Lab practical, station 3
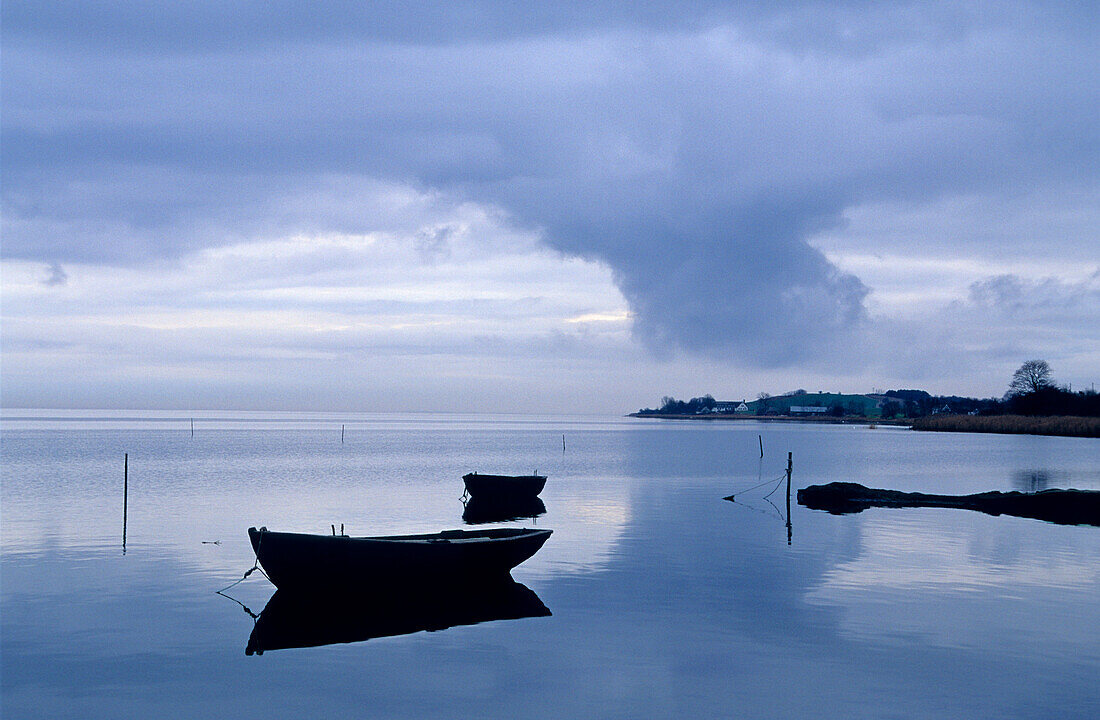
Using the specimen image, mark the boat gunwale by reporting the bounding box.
[462,472,547,481]
[250,527,551,544]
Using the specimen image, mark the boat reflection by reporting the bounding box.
[245,578,551,655]
[462,496,546,524]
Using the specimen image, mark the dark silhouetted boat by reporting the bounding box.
[248,526,552,591]
[462,495,546,524]
[462,472,547,499]
[245,579,550,654]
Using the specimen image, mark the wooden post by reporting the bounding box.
[341,424,345,444]
[190,418,194,438]
[562,434,566,453]
[785,451,793,545]
[759,435,763,458]
[123,453,128,551]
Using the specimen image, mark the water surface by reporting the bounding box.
[3,412,1098,718]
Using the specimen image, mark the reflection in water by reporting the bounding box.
[7,416,1100,717]
[722,470,792,544]
[1013,469,1053,492]
[244,578,551,654]
[804,517,1100,650]
[462,496,547,524]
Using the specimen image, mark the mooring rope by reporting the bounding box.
[215,589,260,620]
[762,495,786,522]
[761,475,786,500]
[728,472,787,499]
[215,561,265,594]
[726,479,788,522]
[214,530,269,594]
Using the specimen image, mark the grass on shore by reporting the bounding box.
[910,414,1100,438]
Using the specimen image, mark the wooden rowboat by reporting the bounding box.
[462,472,547,499]
[248,526,552,591]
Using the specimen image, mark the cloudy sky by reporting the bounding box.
[2,2,1098,413]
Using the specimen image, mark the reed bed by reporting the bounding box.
[910,414,1100,438]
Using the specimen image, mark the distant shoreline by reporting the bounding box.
[627,413,909,427]
[628,412,1099,438]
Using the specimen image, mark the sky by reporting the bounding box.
[2,1,1098,413]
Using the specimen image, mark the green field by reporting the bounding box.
[745,393,882,417]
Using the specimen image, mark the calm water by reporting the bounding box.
[3,411,1099,719]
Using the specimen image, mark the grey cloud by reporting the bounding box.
[968,272,1100,321]
[4,2,1093,52]
[861,271,1100,393]
[2,2,1097,367]
[414,225,457,264]
[0,2,873,51]
[1,1,713,50]
[41,262,68,286]
[812,187,1100,264]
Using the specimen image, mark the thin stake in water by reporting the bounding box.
[785,451,793,545]
[122,453,128,552]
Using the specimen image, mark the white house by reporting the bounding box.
[790,406,828,414]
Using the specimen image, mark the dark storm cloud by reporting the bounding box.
[2,2,1097,365]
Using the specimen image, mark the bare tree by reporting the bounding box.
[1008,360,1053,396]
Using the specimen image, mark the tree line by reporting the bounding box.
[637,360,1099,418]
[999,360,1099,416]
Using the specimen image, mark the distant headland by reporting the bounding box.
[630,361,1100,438]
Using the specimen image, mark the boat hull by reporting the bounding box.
[248,527,552,592]
[462,473,547,499]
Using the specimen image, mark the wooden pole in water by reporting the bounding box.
[341,424,345,444]
[190,418,194,438]
[759,435,763,458]
[562,434,566,453]
[785,451,793,545]
[123,453,128,551]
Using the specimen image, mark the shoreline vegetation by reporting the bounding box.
[909,414,1100,438]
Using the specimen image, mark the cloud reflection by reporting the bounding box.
[805,516,1100,650]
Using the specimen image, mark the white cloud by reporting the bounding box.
[2,3,1097,407]
[0,185,646,411]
